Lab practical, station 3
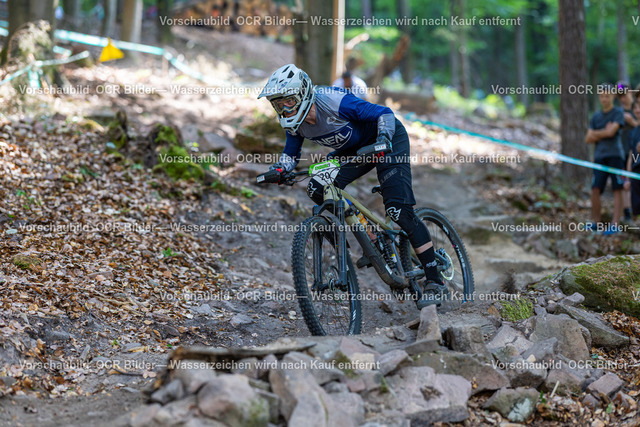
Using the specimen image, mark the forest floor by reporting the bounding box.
[0,26,638,426]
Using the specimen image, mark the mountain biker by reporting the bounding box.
[258,64,446,308]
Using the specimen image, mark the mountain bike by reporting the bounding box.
[257,143,474,336]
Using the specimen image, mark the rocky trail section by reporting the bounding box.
[111,276,640,427]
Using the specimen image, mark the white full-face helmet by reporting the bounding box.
[258,64,315,133]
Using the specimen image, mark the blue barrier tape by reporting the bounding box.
[403,112,640,180]
[0,51,91,86]
[1,24,213,84]
[54,29,212,84]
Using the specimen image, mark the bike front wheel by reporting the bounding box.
[291,216,361,336]
[400,208,474,308]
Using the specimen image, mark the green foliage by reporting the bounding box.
[151,126,205,181]
[211,179,257,199]
[240,187,256,198]
[380,376,390,393]
[16,189,41,210]
[343,27,402,71]
[500,298,534,322]
[333,351,357,378]
[341,0,640,110]
[433,85,525,118]
[79,166,99,178]
[162,247,176,258]
[153,144,205,181]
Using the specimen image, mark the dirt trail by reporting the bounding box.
[0,27,574,426]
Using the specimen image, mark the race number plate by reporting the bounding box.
[309,159,340,186]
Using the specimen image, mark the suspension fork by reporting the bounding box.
[336,199,349,286]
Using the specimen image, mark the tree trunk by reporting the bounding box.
[493,27,504,93]
[331,0,345,82]
[156,0,174,44]
[449,0,460,90]
[362,0,372,20]
[7,0,31,37]
[396,0,413,84]
[294,0,334,85]
[458,0,469,97]
[63,0,80,29]
[102,0,117,38]
[121,0,142,43]
[558,0,589,185]
[8,0,57,36]
[616,0,628,83]
[515,14,528,106]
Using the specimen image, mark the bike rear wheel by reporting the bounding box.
[291,216,361,335]
[400,208,474,308]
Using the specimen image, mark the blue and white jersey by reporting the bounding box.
[282,86,393,164]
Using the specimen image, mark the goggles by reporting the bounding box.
[270,94,301,116]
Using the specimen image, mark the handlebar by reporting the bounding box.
[255,141,391,186]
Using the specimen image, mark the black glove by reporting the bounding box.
[375,132,393,153]
[269,162,285,172]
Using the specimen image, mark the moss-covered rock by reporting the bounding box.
[106,110,129,151]
[149,124,205,181]
[555,255,640,317]
[153,144,205,181]
[3,20,53,69]
[499,298,534,322]
[13,254,42,270]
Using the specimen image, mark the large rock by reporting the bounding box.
[555,256,640,317]
[385,366,471,424]
[288,393,329,427]
[443,325,491,359]
[376,349,409,376]
[327,390,365,426]
[150,379,185,405]
[543,360,592,395]
[486,325,533,354]
[153,396,198,425]
[587,372,624,398]
[561,292,585,306]
[439,312,500,338]
[197,374,269,427]
[483,387,538,423]
[554,304,630,348]
[269,355,356,427]
[412,351,509,395]
[199,132,234,153]
[502,357,547,388]
[417,305,442,342]
[530,314,590,361]
[171,360,218,394]
[284,351,345,385]
[339,337,380,360]
[521,338,558,364]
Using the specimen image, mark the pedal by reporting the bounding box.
[356,255,372,269]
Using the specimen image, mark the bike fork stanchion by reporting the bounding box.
[313,232,323,291]
[336,199,349,287]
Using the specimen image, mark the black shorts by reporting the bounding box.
[632,166,640,216]
[592,157,625,193]
[332,119,416,206]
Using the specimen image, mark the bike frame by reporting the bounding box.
[311,181,424,292]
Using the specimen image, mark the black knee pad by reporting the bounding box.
[307,178,325,205]
[385,202,430,247]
